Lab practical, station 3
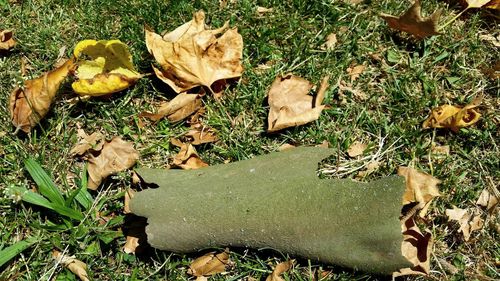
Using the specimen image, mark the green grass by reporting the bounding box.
[1,0,499,280]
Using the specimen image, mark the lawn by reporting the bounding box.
[1,0,499,280]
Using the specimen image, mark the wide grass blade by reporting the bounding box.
[25,158,65,206]
[0,237,38,268]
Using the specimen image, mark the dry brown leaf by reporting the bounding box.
[187,250,230,277]
[266,260,295,281]
[123,188,135,214]
[464,0,491,8]
[145,10,243,94]
[315,140,330,148]
[52,250,89,281]
[87,137,139,189]
[346,64,366,83]
[446,206,484,241]
[171,140,209,170]
[267,74,329,132]
[476,189,499,211]
[393,217,432,278]
[70,129,105,156]
[277,143,296,151]
[0,29,16,51]
[398,167,441,217]
[422,97,481,132]
[356,161,380,178]
[347,141,367,157]
[9,58,75,133]
[140,93,202,122]
[380,0,441,39]
[322,32,337,50]
[185,124,218,145]
[430,144,450,156]
[123,235,140,254]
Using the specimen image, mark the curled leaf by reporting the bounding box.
[476,188,499,211]
[398,166,441,217]
[188,250,230,277]
[145,10,243,94]
[72,39,141,96]
[9,58,75,132]
[0,29,16,51]
[52,250,89,281]
[266,260,294,281]
[140,92,201,122]
[267,74,329,132]
[380,0,441,39]
[171,139,209,170]
[422,98,481,132]
[87,137,139,189]
[185,123,218,145]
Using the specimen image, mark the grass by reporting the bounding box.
[1,0,498,280]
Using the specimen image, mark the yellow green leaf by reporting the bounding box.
[72,39,141,96]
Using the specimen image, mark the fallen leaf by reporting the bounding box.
[256,6,273,16]
[123,235,139,254]
[430,144,450,156]
[267,74,329,132]
[145,11,243,94]
[380,0,441,39]
[123,188,135,214]
[393,217,432,278]
[171,140,209,169]
[422,97,481,132]
[479,34,500,48]
[185,124,218,145]
[347,141,367,157]
[356,161,380,178]
[187,250,230,277]
[52,250,89,281]
[140,92,202,122]
[70,129,105,156]
[476,188,499,211]
[87,137,139,189]
[346,64,366,83]
[322,32,337,50]
[446,206,484,241]
[464,0,491,8]
[266,260,294,281]
[398,167,441,217]
[9,58,75,133]
[72,39,141,96]
[315,140,330,148]
[278,143,296,151]
[0,29,16,51]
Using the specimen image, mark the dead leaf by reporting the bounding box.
[446,206,484,241]
[87,137,139,189]
[346,64,366,83]
[52,250,90,281]
[140,93,202,122]
[123,235,140,254]
[479,34,500,47]
[356,161,380,178]
[476,188,499,211]
[187,250,230,277]
[70,129,105,156]
[171,140,209,169]
[185,124,218,145]
[145,11,243,94]
[267,74,329,132]
[430,144,450,156]
[347,141,367,157]
[72,39,142,96]
[278,143,296,151]
[322,32,337,50]
[124,188,135,214]
[315,140,330,148]
[393,217,432,278]
[398,167,441,217]
[422,97,481,132]
[464,0,491,8]
[380,0,441,39]
[0,29,16,52]
[266,260,294,281]
[9,58,75,133]
[256,6,273,16]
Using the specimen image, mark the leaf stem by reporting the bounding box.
[438,8,469,31]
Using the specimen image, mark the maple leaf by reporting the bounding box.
[267,74,329,132]
[9,58,75,133]
[380,0,442,39]
[0,29,16,52]
[72,39,142,96]
[145,10,243,94]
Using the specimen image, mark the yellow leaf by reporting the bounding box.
[265,260,294,281]
[0,29,16,51]
[52,250,90,281]
[422,98,481,132]
[145,10,243,94]
[72,39,141,96]
[446,206,484,241]
[267,74,329,132]
[380,0,441,39]
[465,0,491,8]
[187,250,230,277]
[9,58,75,133]
[398,167,441,217]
